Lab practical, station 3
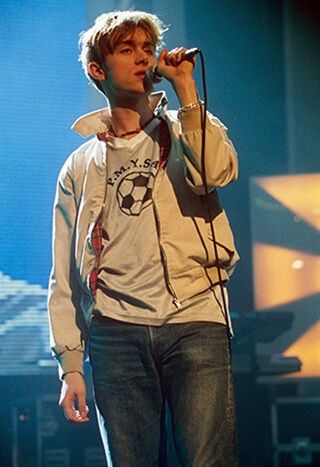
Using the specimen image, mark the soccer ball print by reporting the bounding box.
[117,171,154,216]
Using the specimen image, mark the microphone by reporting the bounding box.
[183,47,200,60]
[147,48,200,83]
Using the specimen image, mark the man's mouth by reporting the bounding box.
[135,70,148,79]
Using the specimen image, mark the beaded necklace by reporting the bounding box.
[108,114,156,139]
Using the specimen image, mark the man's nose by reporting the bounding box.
[135,49,149,64]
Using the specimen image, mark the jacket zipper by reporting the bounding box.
[153,171,182,309]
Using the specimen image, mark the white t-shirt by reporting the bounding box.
[94,117,227,326]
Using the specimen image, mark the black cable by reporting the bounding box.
[197,50,233,350]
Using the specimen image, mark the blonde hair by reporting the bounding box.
[79,10,167,93]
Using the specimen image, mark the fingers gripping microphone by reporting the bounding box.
[148,47,200,83]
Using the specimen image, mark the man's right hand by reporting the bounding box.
[59,372,89,423]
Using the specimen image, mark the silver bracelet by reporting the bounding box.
[178,100,203,117]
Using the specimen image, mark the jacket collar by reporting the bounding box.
[71,91,168,138]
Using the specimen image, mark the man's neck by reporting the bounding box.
[108,94,154,138]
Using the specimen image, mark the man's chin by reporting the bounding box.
[128,84,154,97]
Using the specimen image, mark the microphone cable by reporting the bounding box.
[197,49,233,354]
[151,49,234,354]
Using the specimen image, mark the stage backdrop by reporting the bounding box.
[0,1,88,374]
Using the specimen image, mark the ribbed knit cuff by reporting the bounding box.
[57,349,84,380]
[178,103,205,132]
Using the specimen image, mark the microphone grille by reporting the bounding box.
[148,65,163,83]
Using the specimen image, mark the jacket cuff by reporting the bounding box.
[56,349,84,380]
[178,104,204,132]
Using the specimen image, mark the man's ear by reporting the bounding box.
[88,62,107,81]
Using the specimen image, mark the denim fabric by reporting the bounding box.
[89,318,238,467]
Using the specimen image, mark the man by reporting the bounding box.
[48,10,239,467]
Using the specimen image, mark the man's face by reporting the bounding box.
[102,27,156,99]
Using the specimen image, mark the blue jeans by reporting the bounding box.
[89,318,237,467]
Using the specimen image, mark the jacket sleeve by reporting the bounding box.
[178,104,238,193]
[47,153,85,379]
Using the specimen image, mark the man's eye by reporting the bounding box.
[145,48,155,55]
[121,48,132,54]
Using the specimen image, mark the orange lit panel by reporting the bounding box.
[257,174,320,231]
[253,243,320,310]
[284,320,320,378]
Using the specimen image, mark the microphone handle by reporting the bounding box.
[148,48,200,83]
[183,47,200,60]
